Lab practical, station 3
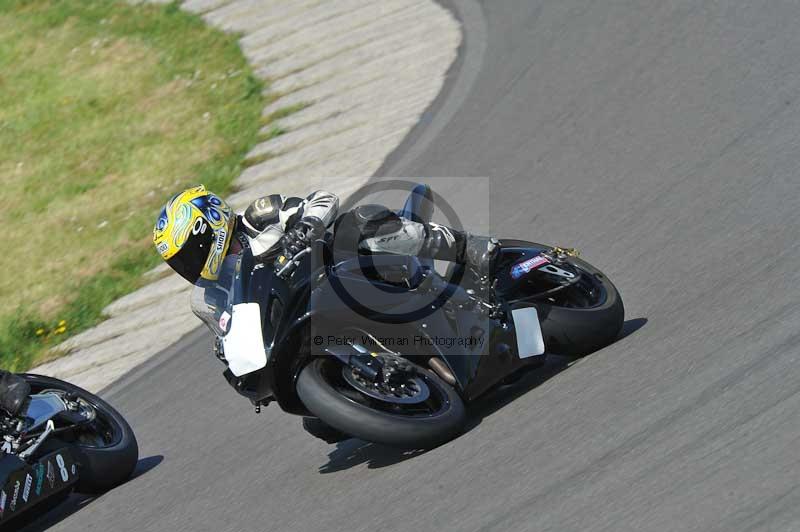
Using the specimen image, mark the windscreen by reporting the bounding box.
[190,253,241,336]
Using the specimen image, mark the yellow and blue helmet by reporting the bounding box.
[153,185,235,283]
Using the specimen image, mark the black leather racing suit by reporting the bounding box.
[237,190,496,276]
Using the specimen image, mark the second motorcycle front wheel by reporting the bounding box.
[296,358,466,449]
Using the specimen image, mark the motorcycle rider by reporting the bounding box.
[153,185,498,443]
[152,184,498,289]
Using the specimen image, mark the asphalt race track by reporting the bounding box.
[24,1,800,531]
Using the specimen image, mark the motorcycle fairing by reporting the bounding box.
[0,448,79,525]
[301,252,545,401]
[235,239,552,408]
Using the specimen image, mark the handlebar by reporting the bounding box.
[275,246,312,279]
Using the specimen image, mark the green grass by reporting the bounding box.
[264,102,311,123]
[261,124,287,141]
[0,0,265,370]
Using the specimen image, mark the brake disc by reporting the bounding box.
[341,355,430,405]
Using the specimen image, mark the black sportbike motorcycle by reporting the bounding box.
[0,372,137,527]
[194,184,623,449]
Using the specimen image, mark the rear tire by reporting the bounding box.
[21,374,139,493]
[297,358,465,449]
[500,240,625,356]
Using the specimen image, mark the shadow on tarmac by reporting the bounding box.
[318,318,647,473]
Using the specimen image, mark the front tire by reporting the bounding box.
[296,358,466,449]
[22,374,139,493]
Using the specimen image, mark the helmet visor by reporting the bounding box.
[166,228,215,284]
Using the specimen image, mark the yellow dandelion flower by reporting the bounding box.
[35,328,45,336]
[54,326,67,335]
[58,320,67,327]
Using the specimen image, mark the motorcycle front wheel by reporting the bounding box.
[296,358,465,449]
[21,374,139,493]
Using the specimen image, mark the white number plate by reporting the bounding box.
[511,307,546,359]
[222,303,268,376]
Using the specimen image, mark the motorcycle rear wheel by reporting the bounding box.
[501,239,625,356]
[297,358,465,449]
[21,374,139,493]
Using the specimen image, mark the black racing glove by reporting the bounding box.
[281,217,325,258]
[0,371,30,416]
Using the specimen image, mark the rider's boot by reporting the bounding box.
[423,224,499,281]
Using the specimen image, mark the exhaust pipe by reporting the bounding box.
[428,358,456,386]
